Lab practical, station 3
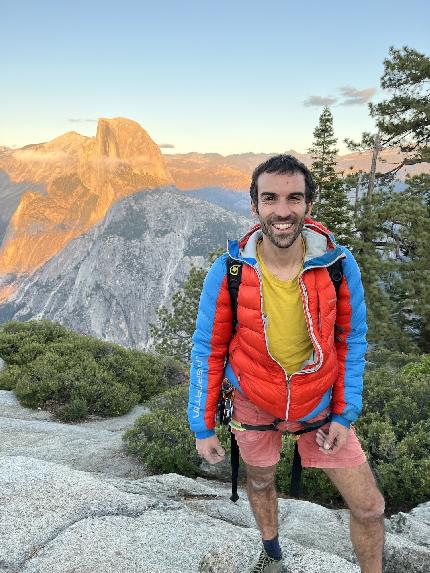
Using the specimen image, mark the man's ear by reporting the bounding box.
[251,199,260,219]
[305,202,312,216]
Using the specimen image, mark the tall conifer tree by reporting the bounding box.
[308,107,353,246]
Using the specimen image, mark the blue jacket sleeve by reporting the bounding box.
[188,254,233,439]
[331,247,368,428]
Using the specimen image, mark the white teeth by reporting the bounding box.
[273,223,292,230]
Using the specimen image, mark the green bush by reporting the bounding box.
[123,384,231,475]
[356,354,430,511]
[366,349,420,371]
[0,320,69,368]
[12,346,139,419]
[124,409,201,475]
[0,320,186,422]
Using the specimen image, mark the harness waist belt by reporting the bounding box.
[229,415,332,434]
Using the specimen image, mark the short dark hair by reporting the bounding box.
[250,154,316,206]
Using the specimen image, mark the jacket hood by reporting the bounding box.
[227,217,346,269]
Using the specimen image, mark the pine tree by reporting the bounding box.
[352,174,430,353]
[369,46,430,167]
[308,107,353,246]
[345,46,430,175]
[149,266,206,364]
[387,175,430,352]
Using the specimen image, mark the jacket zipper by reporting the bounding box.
[227,253,291,408]
[227,250,346,422]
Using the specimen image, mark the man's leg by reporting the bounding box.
[323,462,385,573]
[245,462,279,540]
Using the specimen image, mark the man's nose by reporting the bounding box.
[275,200,292,218]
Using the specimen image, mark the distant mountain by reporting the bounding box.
[0,190,252,348]
[186,188,251,215]
[164,149,430,190]
[0,118,173,286]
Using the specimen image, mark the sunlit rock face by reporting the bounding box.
[0,118,173,279]
[0,189,252,348]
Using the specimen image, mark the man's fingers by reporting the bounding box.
[197,445,225,464]
[196,436,225,464]
[208,445,225,463]
[315,429,326,447]
[318,435,347,455]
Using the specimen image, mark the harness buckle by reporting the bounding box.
[229,419,246,432]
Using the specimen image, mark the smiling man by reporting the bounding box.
[188,154,385,573]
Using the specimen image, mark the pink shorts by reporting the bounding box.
[231,391,367,468]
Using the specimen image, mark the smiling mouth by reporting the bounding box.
[272,222,293,231]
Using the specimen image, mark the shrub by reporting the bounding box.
[0,320,69,368]
[0,320,185,422]
[13,346,139,420]
[123,384,231,475]
[124,409,201,475]
[356,354,430,511]
[126,350,187,401]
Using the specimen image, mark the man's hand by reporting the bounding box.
[196,435,226,464]
[315,421,349,455]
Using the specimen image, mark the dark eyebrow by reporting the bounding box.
[289,192,305,198]
[260,191,305,198]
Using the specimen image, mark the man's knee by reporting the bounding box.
[351,490,385,523]
[245,463,277,492]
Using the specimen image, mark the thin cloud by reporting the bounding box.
[68,118,97,123]
[338,86,377,105]
[158,143,175,149]
[303,95,338,107]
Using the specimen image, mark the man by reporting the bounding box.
[188,155,385,573]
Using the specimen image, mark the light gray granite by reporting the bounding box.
[0,390,429,573]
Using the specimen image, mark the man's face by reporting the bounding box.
[252,171,311,249]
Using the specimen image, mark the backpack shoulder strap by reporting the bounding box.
[327,258,344,299]
[226,256,243,504]
[227,257,243,330]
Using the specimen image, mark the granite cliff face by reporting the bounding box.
[0,190,252,348]
[0,118,173,283]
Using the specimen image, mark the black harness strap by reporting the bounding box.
[328,258,343,298]
[238,418,284,431]
[226,257,243,502]
[227,257,242,330]
[230,433,240,502]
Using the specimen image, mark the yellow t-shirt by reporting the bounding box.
[256,240,313,376]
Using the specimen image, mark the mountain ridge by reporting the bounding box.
[0,118,173,281]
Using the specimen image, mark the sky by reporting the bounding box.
[2,0,430,155]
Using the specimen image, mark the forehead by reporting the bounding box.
[257,171,306,195]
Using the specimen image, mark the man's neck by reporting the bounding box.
[259,234,304,270]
